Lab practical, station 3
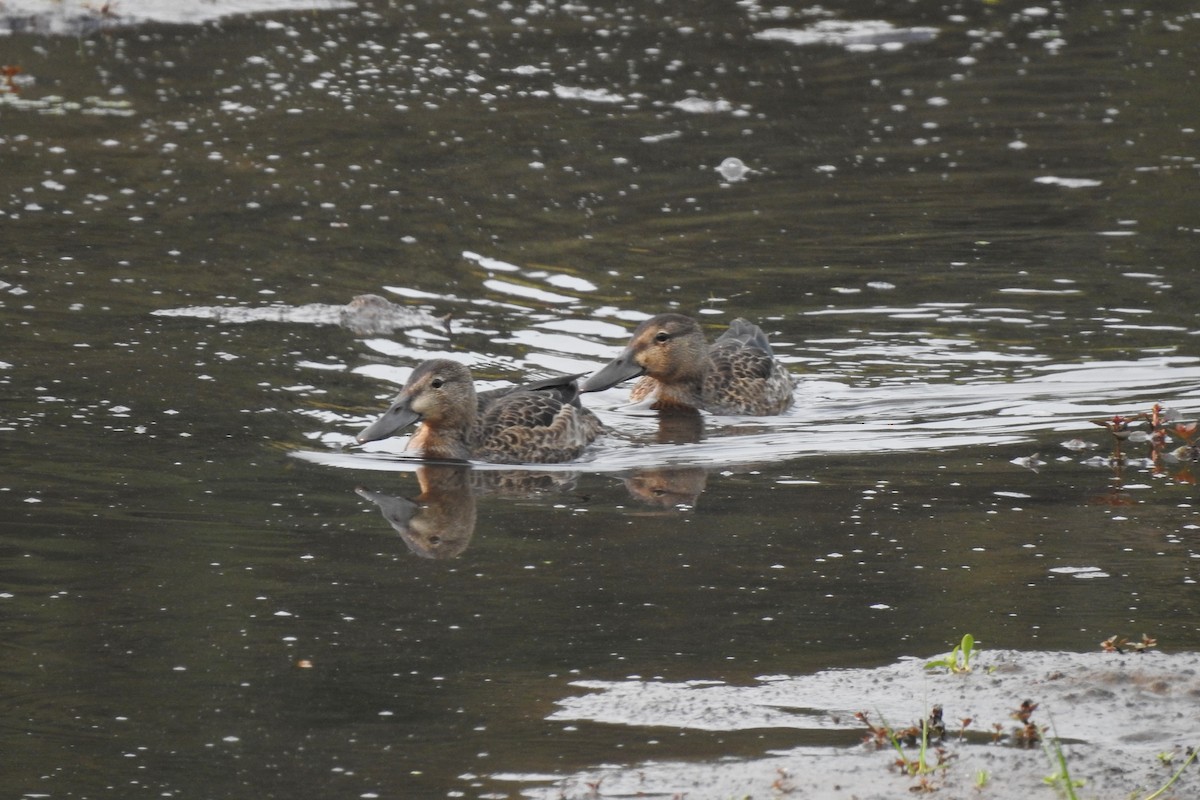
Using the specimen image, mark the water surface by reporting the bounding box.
[2,0,1199,797]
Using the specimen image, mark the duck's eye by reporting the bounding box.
[430,377,445,389]
[654,331,670,343]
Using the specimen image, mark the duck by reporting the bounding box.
[579,313,796,415]
[356,358,603,464]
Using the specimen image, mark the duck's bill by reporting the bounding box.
[578,352,645,393]
[357,398,421,443]
[355,487,420,530]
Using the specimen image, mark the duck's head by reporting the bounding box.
[357,359,476,443]
[580,313,707,392]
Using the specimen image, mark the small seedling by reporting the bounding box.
[771,767,796,795]
[1012,699,1044,747]
[958,716,973,741]
[854,710,892,749]
[913,717,933,778]
[925,633,978,674]
[857,707,966,795]
[1101,633,1157,654]
[1142,746,1198,800]
[1130,634,1158,653]
[1090,403,1200,481]
[1012,699,1038,724]
[1101,634,1129,653]
[1043,736,1084,800]
[857,710,935,779]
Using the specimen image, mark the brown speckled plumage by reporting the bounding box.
[580,314,796,415]
[356,465,476,559]
[357,359,602,464]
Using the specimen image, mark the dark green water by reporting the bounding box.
[2,1,1199,797]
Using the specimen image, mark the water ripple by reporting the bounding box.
[293,357,1200,474]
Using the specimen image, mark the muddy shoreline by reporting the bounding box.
[511,649,1200,798]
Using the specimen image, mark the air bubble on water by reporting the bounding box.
[715,157,748,182]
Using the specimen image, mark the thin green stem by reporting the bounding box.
[1143,746,1198,800]
[1042,720,1081,800]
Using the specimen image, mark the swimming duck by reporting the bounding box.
[356,359,603,464]
[579,314,796,415]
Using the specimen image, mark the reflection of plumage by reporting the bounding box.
[469,470,582,496]
[355,461,591,560]
[356,465,475,559]
[581,314,796,415]
[623,466,708,509]
[357,359,602,464]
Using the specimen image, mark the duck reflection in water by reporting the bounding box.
[617,406,709,509]
[652,407,705,444]
[623,466,708,510]
[355,463,589,559]
[356,464,476,559]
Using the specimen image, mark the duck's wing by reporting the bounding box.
[714,317,774,355]
[521,373,588,406]
[475,382,603,464]
[477,373,587,410]
[706,323,796,415]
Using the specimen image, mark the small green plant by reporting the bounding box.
[974,769,990,789]
[1142,746,1198,800]
[881,713,925,776]
[1042,723,1083,800]
[856,708,949,794]
[926,634,978,674]
[914,717,933,777]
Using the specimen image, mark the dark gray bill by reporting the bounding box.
[578,351,645,393]
[356,397,421,443]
